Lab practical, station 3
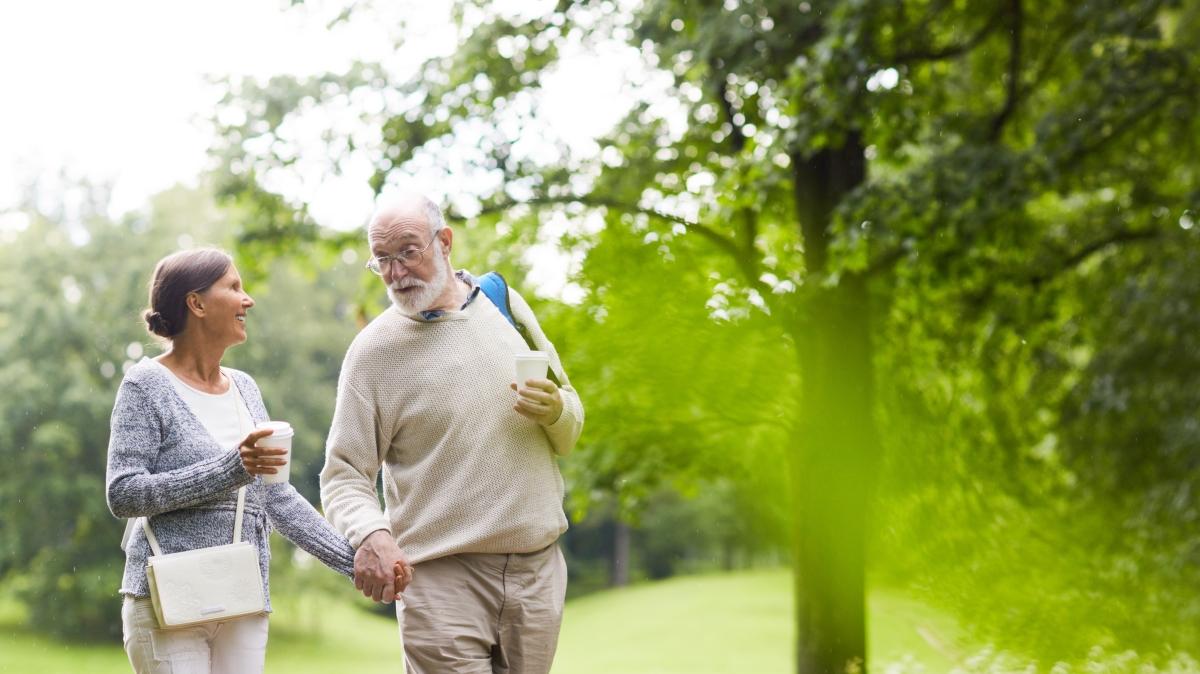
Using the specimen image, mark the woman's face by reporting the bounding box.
[193,265,255,347]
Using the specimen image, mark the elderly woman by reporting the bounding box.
[105,248,409,674]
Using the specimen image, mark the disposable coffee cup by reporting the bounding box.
[514,351,550,387]
[255,421,294,485]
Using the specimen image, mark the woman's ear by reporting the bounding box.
[186,291,205,318]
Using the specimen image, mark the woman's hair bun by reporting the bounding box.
[143,310,172,338]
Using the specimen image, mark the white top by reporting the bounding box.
[151,360,250,451]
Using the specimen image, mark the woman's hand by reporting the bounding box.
[238,428,287,476]
[393,560,415,599]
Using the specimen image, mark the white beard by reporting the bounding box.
[388,245,449,313]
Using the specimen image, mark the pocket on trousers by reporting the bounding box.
[141,604,208,664]
[148,629,208,663]
[122,600,155,671]
[123,598,199,673]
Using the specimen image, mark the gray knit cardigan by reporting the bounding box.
[105,359,355,609]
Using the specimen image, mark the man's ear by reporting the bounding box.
[440,226,454,255]
[185,292,205,318]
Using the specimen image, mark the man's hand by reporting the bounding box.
[510,378,563,426]
[354,530,411,603]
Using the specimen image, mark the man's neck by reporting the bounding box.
[424,270,470,313]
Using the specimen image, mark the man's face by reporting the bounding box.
[369,215,450,312]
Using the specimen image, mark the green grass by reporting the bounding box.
[553,569,965,674]
[0,569,967,673]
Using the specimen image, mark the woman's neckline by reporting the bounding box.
[149,358,232,397]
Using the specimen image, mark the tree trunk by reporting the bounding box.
[788,134,877,674]
[790,275,876,674]
[611,519,631,587]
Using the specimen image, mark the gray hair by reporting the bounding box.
[367,193,446,239]
[423,197,446,235]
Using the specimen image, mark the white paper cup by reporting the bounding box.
[255,421,294,485]
[515,351,550,386]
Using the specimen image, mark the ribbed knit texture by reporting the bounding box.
[320,284,584,563]
[106,359,356,609]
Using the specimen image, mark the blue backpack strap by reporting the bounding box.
[478,271,517,330]
[477,271,561,387]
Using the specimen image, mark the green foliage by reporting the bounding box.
[197,0,1200,666]
[0,183,369,640]
[0,194,191,639]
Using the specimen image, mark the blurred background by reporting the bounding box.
[1,1,1198,672]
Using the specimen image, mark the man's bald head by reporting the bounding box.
[368,193,446,245]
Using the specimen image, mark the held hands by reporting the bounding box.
[510,377,563,426]
[394,561,412,599]
[354,530,414,603]
[237,428,286,476]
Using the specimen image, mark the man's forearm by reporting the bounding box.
[542,385,584,456]
[320,460,393,547]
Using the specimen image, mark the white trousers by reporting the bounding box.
[121,597,269,674]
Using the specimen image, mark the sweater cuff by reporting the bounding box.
[542,392,580,456]
[351,525,396,551]
[219,447,255,488]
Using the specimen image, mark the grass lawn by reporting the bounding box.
[553,569,965,674]
[0,569,967,673]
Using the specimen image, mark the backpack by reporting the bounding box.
[477,271,562,387]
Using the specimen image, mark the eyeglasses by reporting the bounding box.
[365,236,438,275]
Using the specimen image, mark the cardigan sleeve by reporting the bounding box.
[262,482,355,577]
[226,370,356,575]
[105,378,254,519]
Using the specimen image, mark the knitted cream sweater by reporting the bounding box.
[319,285,583,564]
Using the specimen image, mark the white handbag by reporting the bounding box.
[140,487,265,628]
[132,377,266,629]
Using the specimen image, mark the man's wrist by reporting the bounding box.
[543,402,565,427]
[359,528,394,549]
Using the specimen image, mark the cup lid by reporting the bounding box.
[516,351,548,359]
[256,420,294,437]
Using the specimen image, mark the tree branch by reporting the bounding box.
[716,76,747,154]
[962,225,1164,311]
[453,193,788,316]
[892,5,1006,64]
[1028,226,1161,289]
[987,0,1023,142]
[1024,11,1079,98]
[454,193,748,260]
[1057,86,1186,170]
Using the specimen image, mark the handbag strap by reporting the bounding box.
[140,517,164,556]
[230,372,251,545]
[135,371,253,556]
[233,485,247,543]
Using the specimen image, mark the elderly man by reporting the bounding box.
[320,193,584,674]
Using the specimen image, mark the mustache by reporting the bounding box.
[389,277,427,290]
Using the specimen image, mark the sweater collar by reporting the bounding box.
[412,270,480,321]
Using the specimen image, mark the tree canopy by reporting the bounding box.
[208,0,1200,669]
[1,1,1197,670]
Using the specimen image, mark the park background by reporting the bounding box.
[2,1,1199,672]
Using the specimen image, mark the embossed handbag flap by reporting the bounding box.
[146,541,264,628]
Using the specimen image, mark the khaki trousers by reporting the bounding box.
[398,544,567,674]
[121,597,269,674]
